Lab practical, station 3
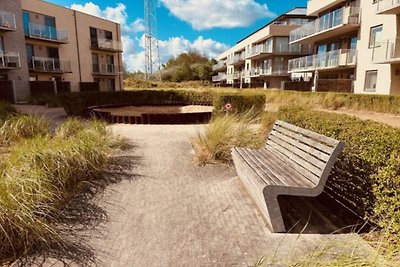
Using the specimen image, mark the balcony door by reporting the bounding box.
[92,53,99,73]
[48,47,60,71]
[106,55,114,73]
[23,11,30,36]
[44,16,56,40]
[26,44,34,69]
[90,27,98,48]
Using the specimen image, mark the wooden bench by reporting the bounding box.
[231,120,344,233]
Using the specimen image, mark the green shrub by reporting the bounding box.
[60,90,215,116]
[277,106,400,234]
[0,119,113,263]
[266,90,400,114]
[213,93,266,116]
[0,115,50,146]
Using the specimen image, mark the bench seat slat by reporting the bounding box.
[270,129,331,162]
[268,133,327,170]
[257,147,320,186]
[234,147,316,188]
[236,148,297,186]
[267,140,323,177]
[276,120,339,147]
[272,125,334,154]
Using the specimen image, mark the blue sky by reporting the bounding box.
[49,0,307,71]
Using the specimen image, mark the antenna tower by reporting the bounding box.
[144,0,161,80]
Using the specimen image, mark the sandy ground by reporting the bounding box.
[94,105,214,116]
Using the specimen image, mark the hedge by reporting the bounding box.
[277,106,400,234]
[213,93,266,116]
[60,90,266,116]
[266,90,400,114]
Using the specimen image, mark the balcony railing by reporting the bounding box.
[0,10,16,31]
[26,22,68,43]
[288,49,357,72]
[0,52,20,69]
[247,66,289,77]
[212,73,227,82]
[91,37,123,51]
[376,0,400,14]
[247,44,313,58]
[290,6,360,43]
[92,63,121,75]
[372,38,400,63]
[212,60,227,71]
[227,51,246,65]
[31,57,72,73]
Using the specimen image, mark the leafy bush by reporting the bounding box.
[60,89,267,117]
[60,90,215,116]
[213,93,266,116]
[0,118,113,263]
[266,90,400,114]
[277,106,400,234]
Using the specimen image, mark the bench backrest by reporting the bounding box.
[266,120,344,187]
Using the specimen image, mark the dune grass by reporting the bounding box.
[193,112,272,164]
[0,115,117,264]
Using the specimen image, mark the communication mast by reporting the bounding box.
[144,0,161,80]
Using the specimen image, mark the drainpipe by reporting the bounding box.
[73,11,82,84]
[116,23,123,91]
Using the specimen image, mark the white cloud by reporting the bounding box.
[160,0,275,30]
[70,2,229,72]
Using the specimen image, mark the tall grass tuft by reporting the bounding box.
[0,117,115,264]
[193,112,266,164]
[0,101,16,121]
[0,115,50,146]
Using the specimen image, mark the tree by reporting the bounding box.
[161,51,216,82]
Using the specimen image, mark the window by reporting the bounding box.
[369,25,383,48]
[364,70,378,92]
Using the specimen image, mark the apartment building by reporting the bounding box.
[288,0,400,95]
[0,0,123,102]
[212,8,315,89]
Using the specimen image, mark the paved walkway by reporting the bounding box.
[14,105,370,266]
[86,124,368,266]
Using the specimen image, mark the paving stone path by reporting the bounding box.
[87,124,367,266]
[14,105,370,266]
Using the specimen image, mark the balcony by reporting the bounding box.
[31,57,72,73]
[0,11,16,31]
[246,44,313,60]
[26,22,68,43]
[307,0,348,16]
[247,66,289,77]
[372,38,400,64]
[92,63,121,76]
[227,51,246,66]
[0,52,20,69]
[227,71,243,80]
[288,49,357,73]
[376,0,400,14]
[91,37,123,52]
[212,60,227,71]
[290,6,360,44]
[212,73,227,82]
